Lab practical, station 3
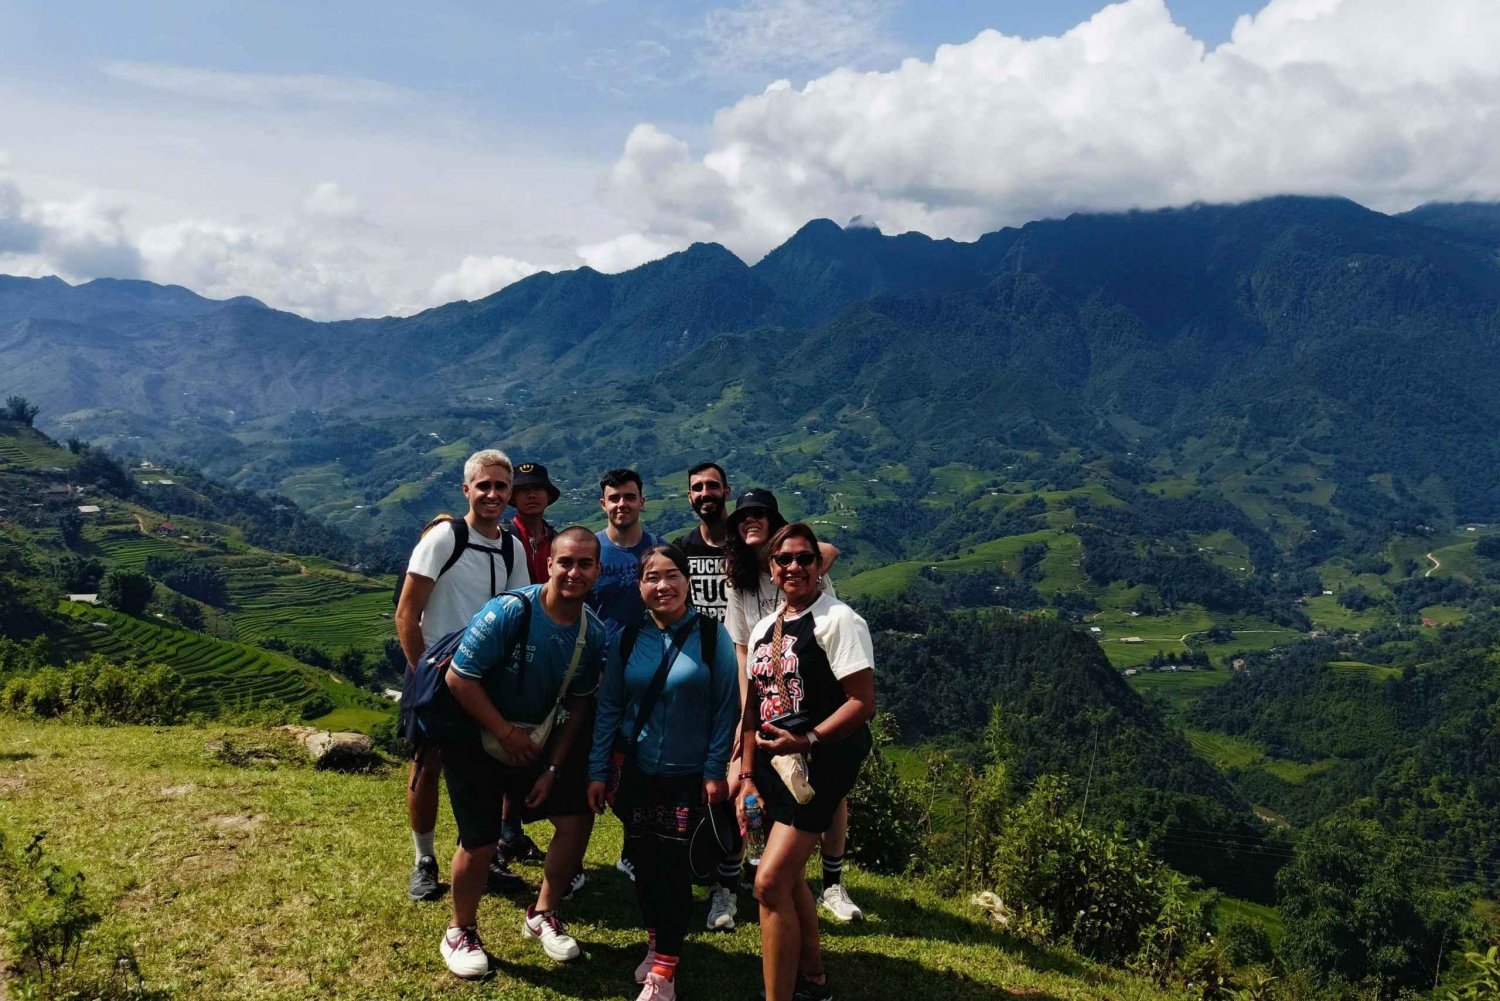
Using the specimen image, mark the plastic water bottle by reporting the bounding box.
[743,794,766,860]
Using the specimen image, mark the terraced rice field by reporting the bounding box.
[85,523,195,569]
[57,602,329,715]
[0,426,75,467]
[224,556,393,652]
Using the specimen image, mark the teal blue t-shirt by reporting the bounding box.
[450,585,607,727]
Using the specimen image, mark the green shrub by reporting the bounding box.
[1448,945,1500,1001]
[990,775,1210,965]
[0,655,185,725]
[0,830,169,1000]
[1219,914,1274,967]
[846,716,926,874]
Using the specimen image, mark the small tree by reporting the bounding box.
[57,510,85,549]
[99,571,153,615]
[3,395,40,425]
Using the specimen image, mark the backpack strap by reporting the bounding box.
[438,518,470,579]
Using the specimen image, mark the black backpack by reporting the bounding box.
[393,516,518,608]
[398,590,533,755]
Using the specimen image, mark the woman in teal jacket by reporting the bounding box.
[588,544,739,1001]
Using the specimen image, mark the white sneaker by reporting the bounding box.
[439,925,489,979]
[522,908,581,962]
[616,855,636,882]
[820,883,864,922]
[635,972,676,1000]
[562,870,586,902]
[633,947,657,984]
[706,885,737,931]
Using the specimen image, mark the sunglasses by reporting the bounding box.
[772,552,818,568]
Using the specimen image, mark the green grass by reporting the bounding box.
[1214,897,1284,950]
[1183,729,1334,785]
[1125,668,1231,708]
[0,422,76,467]
[1328,661,1403,681]
[839,529,1064,600]
[311,705,394,732]
[0,718,1181,1001]
[1303,595,1384,632]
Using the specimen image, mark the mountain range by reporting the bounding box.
[4,194,1500,546]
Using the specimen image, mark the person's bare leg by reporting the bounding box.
[794,878,824,978]
[408,745,442,839]
[755,823,822,1001]
[536,813,594,912]
[450,842,495,928]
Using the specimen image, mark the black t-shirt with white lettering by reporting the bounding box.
[673,525,728,622]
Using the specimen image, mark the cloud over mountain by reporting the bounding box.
[597,0,1500,266]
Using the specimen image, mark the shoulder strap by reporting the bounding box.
[540,609,591,725]
[619,624,642,670]
[627,614,700,749]
[500,529,515,576]
[438,518,469,579]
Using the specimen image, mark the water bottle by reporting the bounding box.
[743,794,766,861]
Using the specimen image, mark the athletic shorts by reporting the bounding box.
[441,736,591,850]
[753,725,871,834]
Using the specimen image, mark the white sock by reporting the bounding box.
[414,830,436,864]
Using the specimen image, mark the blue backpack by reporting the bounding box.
[398,590,533,756]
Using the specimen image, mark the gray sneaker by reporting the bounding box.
[408,855,442,901]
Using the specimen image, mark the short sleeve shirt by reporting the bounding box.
[746,592,872,728]
[588,530,661,640]
[672,526,729,622]
[725,572,835,647]
[406,520,532,648]
[451,584,606,726]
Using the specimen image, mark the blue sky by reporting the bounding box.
[1,0,1496,318]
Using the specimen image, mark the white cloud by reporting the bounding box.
[302,182,363,222]
[596,0,1500,263]
[429,255,544,303]
[576,231,683,272]
[99,61,411,108]
[699,0,898,80]
[0,167,141,280]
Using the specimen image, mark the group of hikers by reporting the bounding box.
[394,450,877,1001]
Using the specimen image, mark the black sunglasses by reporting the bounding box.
[772,552,818,568]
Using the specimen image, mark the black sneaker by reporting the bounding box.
[795,975,834,1001]
[487,855,526,893]
[408,855,442,901]
[501,832,544,865]
[759,974,833,1001]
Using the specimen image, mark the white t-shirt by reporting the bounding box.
[725,572,834,648]
[407,520,531,648]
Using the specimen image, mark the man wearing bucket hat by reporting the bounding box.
[723,490,865,925]
[509,462,562,587]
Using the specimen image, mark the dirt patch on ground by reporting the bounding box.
[159,783,198,797]
[0,774,27,795]
[207,813,266,834]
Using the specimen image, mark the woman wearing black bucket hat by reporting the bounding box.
[587,544,740,1001]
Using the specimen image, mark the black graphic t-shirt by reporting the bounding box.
[673,526,728,622]
[746,593,874,728]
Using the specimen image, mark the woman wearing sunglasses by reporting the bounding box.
[587,545,740,1001]
[724,490,864,926]
[737,523,876,1001]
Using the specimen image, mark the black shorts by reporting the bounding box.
[441,736,592,850]
[753,726,871,834]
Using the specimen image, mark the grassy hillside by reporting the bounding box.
[0,718,1178,1001]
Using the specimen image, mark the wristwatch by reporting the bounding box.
[805,730,821,748]
[545,763,562,776]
